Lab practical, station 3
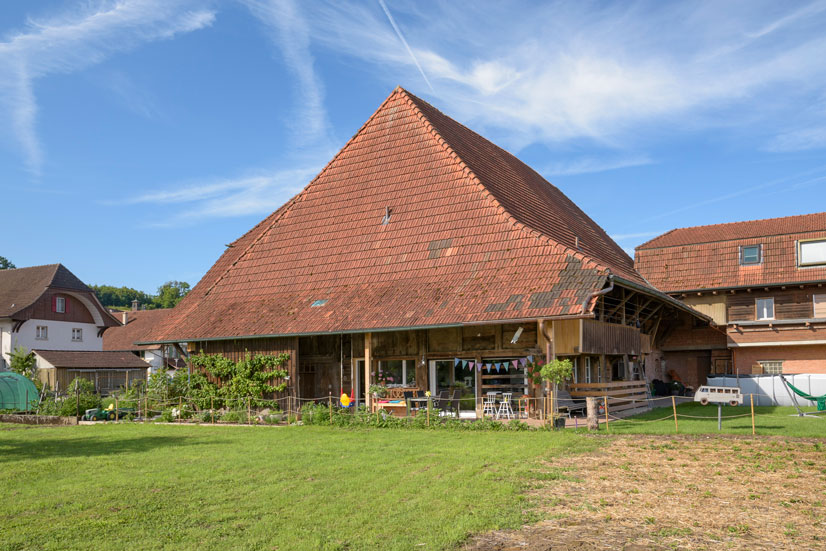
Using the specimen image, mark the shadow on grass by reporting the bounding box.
[0,434,222,463]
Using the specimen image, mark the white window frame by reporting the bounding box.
[585,357,592,383]
[72,328,83,342]
[814,294,826,319]
[740,244,761,265]
[798,238,826,267]
[572,357,579,384]
[756,297,775,320]
[759,360,783,375]
[36,325,48,340]
[55,296,65,313]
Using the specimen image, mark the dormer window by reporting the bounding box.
[54,296,65,313]
[740,244,761,265]
[798,238,826,267]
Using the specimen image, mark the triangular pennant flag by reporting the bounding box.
[454,358,460,367]
[520,358,527,367]
[462,360,468,369]
[477,363,482,371]
[527,355,534,364]
[486,364,491,372]
[469,361,475,370]
[495,363,500,372]
[512,360,518,369]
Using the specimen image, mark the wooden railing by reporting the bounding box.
[569,380,649,415]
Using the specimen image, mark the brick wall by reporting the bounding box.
[734,345,826,375]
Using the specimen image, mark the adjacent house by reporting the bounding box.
[636,212,826,388]
[103,306,186,375]
[142,87,709,413]
[0,264,148,393]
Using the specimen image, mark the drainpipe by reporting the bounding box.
[581,274,615,315]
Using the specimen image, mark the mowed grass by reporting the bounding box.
[0,423,598,551]
[609,402,826,437]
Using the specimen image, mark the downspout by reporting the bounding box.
[581,274,615,315]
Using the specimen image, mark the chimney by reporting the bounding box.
[131,299,139,311]
[122,311,128,325]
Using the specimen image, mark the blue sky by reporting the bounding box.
[2,1,826,293]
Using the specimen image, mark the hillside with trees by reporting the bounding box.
[91,280,190,310]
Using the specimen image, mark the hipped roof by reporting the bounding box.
[146,88,677,344]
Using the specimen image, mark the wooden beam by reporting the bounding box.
[605,289,637,319]
[640,303,664,324]
[364,332,372,409]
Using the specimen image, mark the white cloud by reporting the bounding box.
[0,0,215,176]
[542,156,653,177]
[121,166,322,226]
[240,0,329,147]
[289,1,826,153]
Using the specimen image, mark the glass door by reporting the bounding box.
[429,360,453,396]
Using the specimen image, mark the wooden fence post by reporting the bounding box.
[328,393,332,425]
[671,395,679,434]
[179,396,182,423]
[145,396,148,422]
[586,397,598,431]
[115,396,119,422]
[247,397,251,425]
[750,393,755,436]
[211,396,215,424]
[604,395,609,433]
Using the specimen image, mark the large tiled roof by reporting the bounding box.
[0,264,93,318]
[34,350,149,369]
[103,309,172,351]
[636,213,826,292]
[147,88,658,343]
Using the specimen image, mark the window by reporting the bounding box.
[815,294,826,319]
[36,326,48,340]
[72,328,82,342]
[377,360,417,387]
[759,360,783,375]
[756,297,774,320]
[585,357,592,383]
[740,244,761,265]
[54,296,65,313]
[798,239,826,267]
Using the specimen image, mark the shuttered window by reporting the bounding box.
[815,294,826,319]
[799,239,826,267]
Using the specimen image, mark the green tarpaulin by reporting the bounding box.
[0,372,38,411]
[782,375,826,411]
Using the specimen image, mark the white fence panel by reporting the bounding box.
[708,374,826,406]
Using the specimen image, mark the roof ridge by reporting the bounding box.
[198,89,411,301]
[398,89,613,297]
[638,211,826,249]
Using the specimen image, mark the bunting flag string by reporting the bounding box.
[451,354,537,373]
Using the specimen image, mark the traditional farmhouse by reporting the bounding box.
[0,264,148,393]
[144,87,708,414]
[103,306,186,375]
[636,212,826,388]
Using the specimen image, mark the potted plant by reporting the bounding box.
[540,358,574,429]
[369,384,389,399]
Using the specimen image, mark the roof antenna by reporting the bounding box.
[381,206,391,225]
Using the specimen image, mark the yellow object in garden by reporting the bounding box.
[107,403,115,411]
[425,391,431,397]
[340,393,351,407]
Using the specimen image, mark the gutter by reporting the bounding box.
[580,274,615,314]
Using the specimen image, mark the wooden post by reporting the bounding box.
[586,397,598,431]
[750,393,755,436]
[328,392,332,425]
[145,396,148,422]
[76,383,80,420]
[364,332,373,410]
[671,395,679,434]
[179,396,182,423]
[115,396,119,422]
[427,397,431,427]
[247,397,251,425]
[604,395,609,433]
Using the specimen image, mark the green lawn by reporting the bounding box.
[0,424,597,551]
[608,402,826,437]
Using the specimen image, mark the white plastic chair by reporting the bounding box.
[483,392,498,417]
[497,392,514,420]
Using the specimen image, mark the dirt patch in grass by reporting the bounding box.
[465,435,826,550]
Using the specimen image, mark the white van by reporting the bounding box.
[694,386,743,406]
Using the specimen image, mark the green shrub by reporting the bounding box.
[220,410,245,424]
[157,409,175,423]
[59,379,101,417]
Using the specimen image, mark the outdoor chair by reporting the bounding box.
[497,392,514,420]
[482,392,498,417]
[449,389,462,417]
[555,389,586,417]
[434,390,450,412]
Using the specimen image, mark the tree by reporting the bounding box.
[9,346,40,391]
[540,358,574,418]
[89,284,154,309]
[0,256,15,270]
[153,281,190,308]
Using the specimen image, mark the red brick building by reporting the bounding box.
[636,212,826,388]
[144,87,708,411]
